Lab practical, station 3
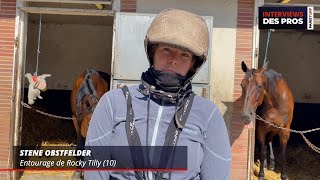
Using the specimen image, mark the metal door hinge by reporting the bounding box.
[255,48,259,58]
[14,37,19,48]
[201,87,208,98]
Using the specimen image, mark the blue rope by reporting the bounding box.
[34,14,42,77]
[263,29,275,66]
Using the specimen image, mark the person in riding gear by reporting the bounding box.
[85,8,231,180]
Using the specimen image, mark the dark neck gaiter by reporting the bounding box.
[140,68,192,103]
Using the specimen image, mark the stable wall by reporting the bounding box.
[259,30,320,103]
[0,0,16,179]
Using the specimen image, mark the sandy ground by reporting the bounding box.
[252,144,320,180]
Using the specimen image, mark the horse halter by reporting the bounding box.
[88,94,99,112]
[76,94,99,120]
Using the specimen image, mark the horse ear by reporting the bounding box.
[241,61,248,73]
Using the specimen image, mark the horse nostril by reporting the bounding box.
[240,112,250,121]
[249,112,253,116]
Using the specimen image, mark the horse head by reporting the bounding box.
[240,61,268,125]
[70,68,110,180]
[74,69,106,137]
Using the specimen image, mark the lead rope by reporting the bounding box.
[34,14,42,77]
[263,29,275,66]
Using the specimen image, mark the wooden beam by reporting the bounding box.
[265,3,320,8]
[278,0,291,3]
[18,6,115,16]
[18,0,112,5]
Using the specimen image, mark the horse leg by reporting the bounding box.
[72,131,85,180]
[257,130,267,180]
[268,141,275,170]
[279,130,290,180]
[266,132,276,171]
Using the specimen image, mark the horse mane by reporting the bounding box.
[262,68,283,95]
[247,69,255,77]
[97,71,111,91]
[76,68,100,108]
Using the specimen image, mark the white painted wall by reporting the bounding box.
[25,21,113,90]
[259,30,320,104]
[136,0,238,132]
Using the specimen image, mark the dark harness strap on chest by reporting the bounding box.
[122,85,145,180]
[121,85,195,180]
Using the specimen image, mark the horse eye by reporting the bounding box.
[257,84,262,89]
[85,101,91,108]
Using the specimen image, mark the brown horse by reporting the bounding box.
[240,61,294,180]
[70,68,110,180]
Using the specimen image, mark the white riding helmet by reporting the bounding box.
[144,8,210,78]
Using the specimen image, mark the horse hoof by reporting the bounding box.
[263,159,268,168]
[72,171,83,180]
[258,177,264,180]
[268,163,275,171]
[281,176,287,180]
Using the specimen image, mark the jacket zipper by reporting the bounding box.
[148,100,164,180]
[150,100,164,146]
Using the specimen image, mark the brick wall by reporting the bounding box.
[231,0,255,179]
[120,0,136,12]
[0,0,16,179]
